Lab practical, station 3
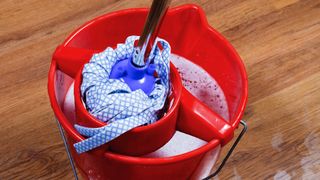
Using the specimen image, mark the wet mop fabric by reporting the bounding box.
[73,36,170,154]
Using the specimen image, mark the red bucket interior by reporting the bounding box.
[63,6,247,127]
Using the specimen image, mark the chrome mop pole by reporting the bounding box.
[132,0,171,67]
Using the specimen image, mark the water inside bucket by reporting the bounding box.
[62,54,228,158]
[170,54,230,121]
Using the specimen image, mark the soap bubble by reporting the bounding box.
[171,54,229,121]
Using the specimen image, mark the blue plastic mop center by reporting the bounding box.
[109,55,157,95]
[73,36,170,154]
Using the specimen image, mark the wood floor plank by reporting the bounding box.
[217,72,320,179]
[0,0,319,179]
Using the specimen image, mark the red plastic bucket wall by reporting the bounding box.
[48,4,248,180]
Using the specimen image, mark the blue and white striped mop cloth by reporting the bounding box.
[73,36,170,154]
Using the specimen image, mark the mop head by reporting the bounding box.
[73,36,170,154]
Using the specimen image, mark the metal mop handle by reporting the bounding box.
[132,0,171,67]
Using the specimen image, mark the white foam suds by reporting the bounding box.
[171,54,230,120]
[271,132,284,152]
[301,130,320,179]
[274,170,292,180]
[232,167,242,180]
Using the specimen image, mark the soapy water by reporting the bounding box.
[60,54,225,176]
[170,54,230,121]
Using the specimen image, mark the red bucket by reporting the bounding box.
[48,4,248,179]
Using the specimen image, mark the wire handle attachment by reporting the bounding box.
[203,120,248,179]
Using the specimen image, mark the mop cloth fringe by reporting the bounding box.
[73,36,170,154]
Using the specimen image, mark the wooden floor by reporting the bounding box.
[0,0,319,179]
